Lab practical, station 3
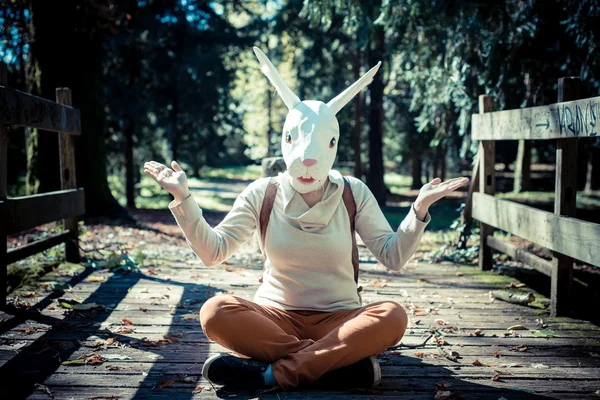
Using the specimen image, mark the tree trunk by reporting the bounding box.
[411,154,423,190]
[366,25,387,205]
[124,1,139,209]
[440,144,447,181]
[513,140,532,193]
[27,0,127,218]
[353,49,363,180]
[125,122,135,208]
[584,146,593,194]
[267,81,273,158]
[25,1,60,195]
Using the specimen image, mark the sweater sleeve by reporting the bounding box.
[168,179,267,267]
[348,177,431,271]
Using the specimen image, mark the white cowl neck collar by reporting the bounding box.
[279,169,345,231]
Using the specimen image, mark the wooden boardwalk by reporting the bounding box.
[1,232,599,399]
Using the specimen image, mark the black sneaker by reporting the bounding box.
[202,353,268,389]
[311,356,381,389]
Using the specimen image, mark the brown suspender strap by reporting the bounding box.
[258,177,278,282]
[342,177,359,286]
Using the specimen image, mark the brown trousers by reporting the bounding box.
[199,295,408,390]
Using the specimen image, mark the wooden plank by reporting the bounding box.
[472,94,600,140]
[551,77,580,317]
[6,231,72,265]
[472,193,600,268]
[486,236,553,276]
[56,88,81,263]
[5,188,85,234]
[0,62,7,305]
[478,95,495,271]
[457,152,479,248]
[0,86,81,135]
[38,373,600,392]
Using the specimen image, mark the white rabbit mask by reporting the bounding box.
[253,47,381,194]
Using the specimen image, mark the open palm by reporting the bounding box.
[143,160,190,201]
[417,177,470,208]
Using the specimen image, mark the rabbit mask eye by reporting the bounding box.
[286,132,292,144]
[329,137,336,149]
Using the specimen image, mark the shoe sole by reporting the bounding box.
[202,353,227,385]
[369,356,382,386]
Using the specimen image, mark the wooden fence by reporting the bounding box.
[471,77,600,317]
[0,62,85,305]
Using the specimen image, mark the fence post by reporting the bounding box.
[551,77,580,316]
[0,62,8,305]
[478,95,495,270]
[56,88,81,264]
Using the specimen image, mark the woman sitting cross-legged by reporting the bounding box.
[143,47,469,391]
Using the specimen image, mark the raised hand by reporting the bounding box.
[414,177,470,221]
[143,160,191,202]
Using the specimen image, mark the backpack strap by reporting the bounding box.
[342,177,360,290]
[258,176,278,282]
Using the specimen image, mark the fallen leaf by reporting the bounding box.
[509,345,529,352]
[435,381,452,391]
[193,385,204,394]
[493,350,502,358]
[414,351,425,358]
[368,279,390,287]
[73,303,100,311]
[434,390,463,400]
[180,313,198,321]
[139,307,147,312]
[158,379,176,388]
[102,354,132,361]
[435,319,447,325]
[506,282,526,288]
[532,329,557,338]
[25,327,38,335]
[507,324,527,331]
[491,374,500,381]
[117,326,135,334]
[417,278,431,284]
[531,363,550,369]
[22,292,42,298]
[472,359,487,367]
[455,271,464,277]
[34,383,54,398]
[500,363,523,368]
[121,318,133,326]
[87,276,105,282]
[473,329,484,337]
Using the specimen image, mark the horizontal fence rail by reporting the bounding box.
[472,192,600,268]
[0,86,81,135]
[0,188,85,235]
[472,95,600,140]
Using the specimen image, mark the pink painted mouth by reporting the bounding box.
[297,177,315,184]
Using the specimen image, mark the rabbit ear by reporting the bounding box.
[253,46,301,110]
[327,61,382,115]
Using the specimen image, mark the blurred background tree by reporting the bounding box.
[1,0,599,216]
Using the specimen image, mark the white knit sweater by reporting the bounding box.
[169,169,430,312]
